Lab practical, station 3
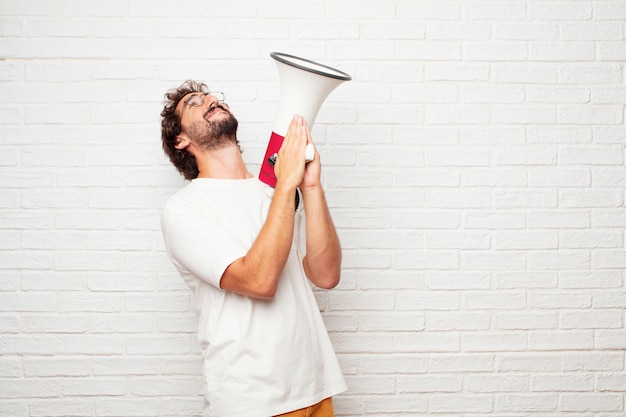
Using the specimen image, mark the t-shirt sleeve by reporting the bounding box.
[161,201,248,289]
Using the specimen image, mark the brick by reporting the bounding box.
[328,291,395,311]
[398,375,462,392]
[527,126,592,144]
[431,354,494,372]
[561,230,622,249]
[330,333,395,354]
[0,356,21,378]
[358,354,428,374]
[397,292,460,311]
[395,210,460,230]
[494,146,557,165]
[597,373,626,391]
[23,358,90,378]
[528,330,594,351]
[356,271,424,290]
[529,292,591,309]
[496,353,562,372]
[130,377,202,396]
[559,106,624,125]
[425,104,490,125]
[593,290,626,308]
[21,315,87,333]
[464,292,526,310]
[464,42,528,62]
[426,189,492,209]
[362,394,427,413]
[528,86,590,104]
[494,190,557,209]
[397,1,461,19]
[359,313,425,332]
[493,64,558,84]
[92,357,160,376]
[562,23,624,41]
[560,311,623,329]
[560,393,624,412]
[95,398,160,417]
[0,400,28,417]
[29,399,94,417]
[562,352,624,372]
[394,249,459,270]
[426,312,490,331]
[599,42,626,61]
[528,168,590,187]
[530,42,595,61]
[493,230,558,250]
[462,333,527,352]
[426,63,489,81]
[429,22,491,41]
[426,272,490,290]
[528,210,590,229]
[528,3,592,20]
[495,394,557,412]
[425,230,489,249]
[461,251,526,271]
[467,374,529,392]
[528,250,590,270]
[494,272,558,289]
[430,394,493,413]
[532,374,594,392]
[465,211,527,230]
[0,378,60,398]
[495,312,558,330]
[496,23,559,41]
[595,330,626,350]
[395,332,460,353]
[426,147,490,166]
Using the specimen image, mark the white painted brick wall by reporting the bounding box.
[1,0,625,416]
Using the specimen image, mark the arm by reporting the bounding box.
[301,184,342,289]
[299,122,342,289]
[219,116,308,299]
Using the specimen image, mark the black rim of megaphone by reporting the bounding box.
[270,52,352,81]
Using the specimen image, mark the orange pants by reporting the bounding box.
[273,397,334,417]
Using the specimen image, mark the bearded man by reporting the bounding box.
[159,80,346,417]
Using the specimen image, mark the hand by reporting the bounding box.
[300,128,321,192]
[274,115,308,190]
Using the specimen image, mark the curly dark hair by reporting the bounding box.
[160,80,207,180]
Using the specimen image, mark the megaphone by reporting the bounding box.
[259,52,352,187]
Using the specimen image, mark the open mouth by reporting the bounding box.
[204,105,226,120]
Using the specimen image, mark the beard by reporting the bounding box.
[186,109,239,150]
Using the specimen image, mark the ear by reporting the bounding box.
[175,133,191,150]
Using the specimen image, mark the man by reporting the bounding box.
[159,80,346,417]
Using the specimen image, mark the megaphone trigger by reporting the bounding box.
[305,144,315,162]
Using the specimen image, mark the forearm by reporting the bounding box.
[220,183,297,298]
[301,185,342,289]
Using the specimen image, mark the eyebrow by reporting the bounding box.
[186,92,210,105]
[184,93,200,103]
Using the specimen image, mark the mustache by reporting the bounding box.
[204,104,228,119]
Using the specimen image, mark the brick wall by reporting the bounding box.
[1,0,625,416]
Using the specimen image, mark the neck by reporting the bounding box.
[194,143,253,180]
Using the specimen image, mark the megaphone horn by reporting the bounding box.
[259,52,352,187]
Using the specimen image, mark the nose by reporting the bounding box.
[204,94,220,109]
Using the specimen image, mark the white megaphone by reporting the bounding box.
[259,52,352,187]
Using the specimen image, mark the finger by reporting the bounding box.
[284,116,298,144]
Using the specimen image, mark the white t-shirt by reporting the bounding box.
[161,177,346,417]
